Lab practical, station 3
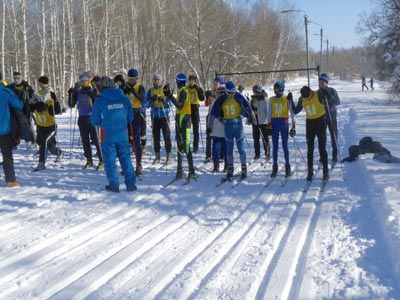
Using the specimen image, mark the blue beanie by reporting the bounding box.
[214,76,224,85]
[319,73,329,84]
[128,68,138,77]
[175,73,186,83]
[225,80,236,93]
[274,81,285,92]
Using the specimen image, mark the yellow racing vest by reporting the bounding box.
[127,82,142,108]
[34,87,56,127]
[187,86,201,105]
[302,91,326,119]
[150,87,165,108]
[270,94,289,118]
[222,96,241,119]
[176,86,191,115]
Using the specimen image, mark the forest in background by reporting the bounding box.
[0,0,396,106]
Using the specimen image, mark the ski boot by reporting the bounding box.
[226,164,234,181]
[285,164,291,178]
[241,164,247,180]
[307,167,313,182]
[33,162,46,172]
[153,152,161,165]
[323,166,329,181]
[188,169,196,181]
[83,161,93,169]
[270,164,278,178]
[212,161,219,173]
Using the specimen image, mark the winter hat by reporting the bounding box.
[274,81,285,92]
[128,68,138,78]
[252,84,262,94]
[188,75,197,82]
[225,80,236,93]
[300,86,311,98]
[79,74,89,82]
[319,73,329,84]
[175,73,186,83]
[238,85,244,92]
[214,76,223,85]
[101,76,116,89]
[13,71,22,79]
[84,70,94,78]
[114,74,124,83]
[38,76,49,85]
[153,74,162,81]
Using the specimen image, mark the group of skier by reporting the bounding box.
[0,69,340,191]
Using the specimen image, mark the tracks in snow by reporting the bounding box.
[0,166,340,300]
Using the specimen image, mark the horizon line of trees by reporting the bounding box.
[0,0,386,107]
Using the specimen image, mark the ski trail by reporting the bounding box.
[148,188,270,300]
[51,216,189,300]
[91,186,269,300]
[0,205,124,272]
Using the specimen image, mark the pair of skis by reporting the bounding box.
[162,175,199,188]
[302,177,329,193]
[264,173,292,188]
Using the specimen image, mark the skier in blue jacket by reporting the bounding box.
[209,80,256,180]
[0,85,24,187]
[91,76,136,192]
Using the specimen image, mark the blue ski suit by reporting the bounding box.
[91,87,136,190]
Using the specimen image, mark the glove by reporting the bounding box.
[35,101,48,113]
[289,127,296,137]
[266,124,272,135]
[206,128,212,134]
[50,91,57,101]
[124,86,133,95]
[163,83,172,98]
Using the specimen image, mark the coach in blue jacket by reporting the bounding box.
[0,85,24,187]
[91,76,137,192]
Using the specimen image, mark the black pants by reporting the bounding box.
[152,117,172,154]
[205,114,211,158]
[0,133,16,182]
[140,111,147,147]
[325,110,338,160]
[191,104,200,151]
[252,124,270,158]
[128,110,142,166]
[78,116,103,163]
[37,125,61,163]
[306,116,328,169]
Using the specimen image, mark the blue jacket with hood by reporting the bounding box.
[91,87,133,143]
[0,86,24,135]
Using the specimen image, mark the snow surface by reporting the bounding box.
[0,78,399,300]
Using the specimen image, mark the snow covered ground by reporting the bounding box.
[0,77,399,300]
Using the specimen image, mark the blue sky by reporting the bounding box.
[270,0,378,51]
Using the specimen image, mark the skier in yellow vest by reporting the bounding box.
[32,76,62,171]
[187,75,205,153]
[123,68,146,176]
[163,73,195,180]
[291,85,330,182]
